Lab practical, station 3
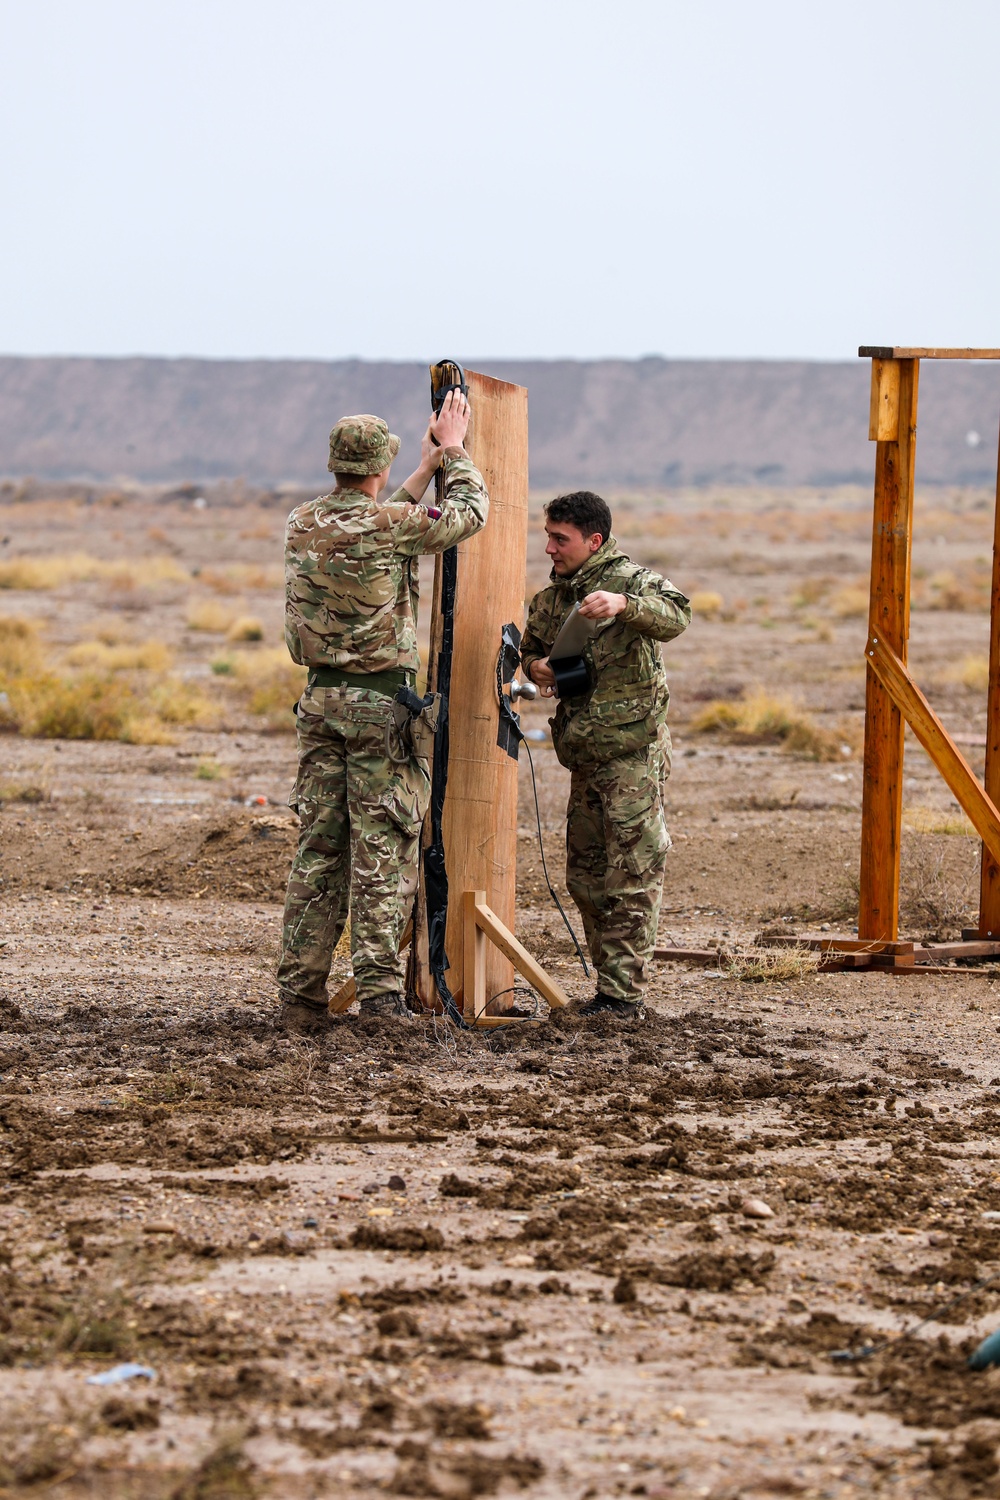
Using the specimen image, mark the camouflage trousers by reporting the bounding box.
[277,684,430,1008]
[565,722,672,1003]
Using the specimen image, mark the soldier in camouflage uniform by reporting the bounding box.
[521,492,691,1020]
[278,396,488,1033]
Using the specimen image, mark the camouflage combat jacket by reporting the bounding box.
[521,538,691,769]
[284,449,488,674]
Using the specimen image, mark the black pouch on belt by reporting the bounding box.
[386,687,445,763]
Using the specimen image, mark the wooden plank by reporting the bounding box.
[412,369,529,1016]
[653,947,724,966]
[980,417,1000,937]
[762,936,915,954]
[463,889,487,1020]
[869,358,900,441]
[858,358,918,942]
[916,940,1000,960]
[859,347,1000,360]
[473,900,570,1009]
[866,633,1000,868]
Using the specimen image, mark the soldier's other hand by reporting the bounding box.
[579,590,627,620]
[529,658,557,697]
[419,423,444,472]
[431,390,471,450]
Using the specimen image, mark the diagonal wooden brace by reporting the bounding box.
[462,889,569,1022]
[866,632,1000,869]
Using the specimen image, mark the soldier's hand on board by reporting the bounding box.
[431,390,471,450]
[418,422,444,473]
[528,657,557,697]
[579,590,627,620]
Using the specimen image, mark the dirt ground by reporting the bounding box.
[3,482,1000,1497]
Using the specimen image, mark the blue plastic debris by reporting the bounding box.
[969,1330,1000,1371]
[86,1363,156,1386]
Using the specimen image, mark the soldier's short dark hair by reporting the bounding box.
[544,491,612,545]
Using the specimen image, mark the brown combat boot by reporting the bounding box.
[279,1000,335,1036]
[358,992,412,1020]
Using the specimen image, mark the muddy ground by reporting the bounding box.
[2,483,1000,1497]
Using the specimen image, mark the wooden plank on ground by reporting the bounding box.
[866,633,1000,870]
[653,947,725,966]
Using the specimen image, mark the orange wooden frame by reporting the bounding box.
[858,346,1000,943]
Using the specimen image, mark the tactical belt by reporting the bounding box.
[307,664,413,697]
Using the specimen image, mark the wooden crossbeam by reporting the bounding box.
[859,347,1000,360]
[866,633,1000,869]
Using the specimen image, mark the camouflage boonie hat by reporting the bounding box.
[327,414,401,475]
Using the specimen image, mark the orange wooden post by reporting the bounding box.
[979,418,1000,937]
[411,369,529,1015]
[858,357,919,941]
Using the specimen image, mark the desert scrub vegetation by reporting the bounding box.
[187,598,240,633]
[689,589,724,620]
[724,944,820,982]
[0,551,187,590]
[210,647,306,731]
[690,687,857,761]
[64,638,173,672]
[0,615,214,743]
[912,562,991,612]
[903,805,976,837]
[196,562,281,594]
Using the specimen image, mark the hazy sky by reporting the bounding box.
[2,0,998,362]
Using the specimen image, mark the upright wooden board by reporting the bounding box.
[411,370,529,1013]
[980,419,1000,937]
[858,358,918,941]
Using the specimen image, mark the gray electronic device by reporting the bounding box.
[549,602,598,661]
[548,603,597,698]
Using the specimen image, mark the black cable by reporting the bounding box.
[521,734,591,978]
[829,1266,1000,1363]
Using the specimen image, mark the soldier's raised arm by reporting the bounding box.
[387,391,489,554]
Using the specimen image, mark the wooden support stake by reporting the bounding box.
[859,358,918,942]
[866,633,1000,868]
[980,417,1000,937]
[469,896,570,1012]
[462,889,487,1021]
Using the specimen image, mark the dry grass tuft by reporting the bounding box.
[690,687,856,761]
[0,614,45,677]
[0,781,49,804]
[171,1427,261,1500]
[690,589,724,620]
[829,585,869,619]
[218,647,306,731]
[195,758,228,781]
[903,805,976,837]
[198,563,280,594]
[64,639,173,672]
[920,564,990,613]
[0,552,186,591]
[944,654,990,692]
[0,1399,93,1487]
[226,615,264,643]
[187,599,238,633]
[724,944,820,982]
